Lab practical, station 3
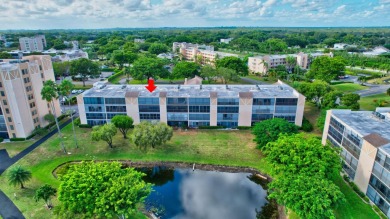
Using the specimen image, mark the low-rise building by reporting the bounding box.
[77,80,305,128]
[220,38,233,44]
[134,38,145,43]
[322,108,390,217]
[0,55,60,139]
[51,50,89,62]
[363,46,390,56]
[19,35,46,52]
[334,43,349,50]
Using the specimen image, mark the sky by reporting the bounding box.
[0,0,389,29]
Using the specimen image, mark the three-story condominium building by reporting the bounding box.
[77,80,305,128]
[322,108,390,218]
[0,55,61,139]
[19,35,47,52]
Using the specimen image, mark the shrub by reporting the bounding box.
[55,163,74,177]
[74,118,81,126]
[79,124,92,128]
[10,138,26,142]
[363,196,370,203]
[198,126,224,129]
[343,174,350,183]
[349,182,365,198]
[0,137,3,142]
[107,71,124,83]
[330,81,353,85]
[300,117,313,132]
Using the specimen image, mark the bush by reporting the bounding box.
[74,118,81,126]
[79,124,92,128]
[330,81,353,85]
[0,137,3,142]
[343,174,350,183]
[300,117,313,132]
[363,196,370,203]
[237,126,252,130]
[349,182,365,198]
[107,71,124,83]
[101,68,116,72]
[198,126,224,129]
[55,163,74,177]
[10,138,26,141]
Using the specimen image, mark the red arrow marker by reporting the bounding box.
[145,78,157,92]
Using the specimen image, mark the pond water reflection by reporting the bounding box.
[138,166,269,219]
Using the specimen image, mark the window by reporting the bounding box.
[3,100,7,105]
[0,82,2,87]
[138,98,159,105]
[106,106,126,112]
[84,97,103,104]
[167,98,187,105]
[5,108,9,114]
[217,106,239,113]
[217,98,239,105]
[30,102,35,108]
[105,98,125,105]
[41,73,44,79]
[189,114,210,120]
[139,105,160,112]
[10,125,14,130]
[21,69,28,75]
[253,98,274,105]
[39,65,42,71]
[167,105,188,112]
[7,117,12,122]
[0,91,4,96]
[140,113,160,120]
[189,98,210,105]
[189,105,210,113]
[275,98,298,105]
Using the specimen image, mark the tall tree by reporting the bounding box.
[171,61,199,79]
[111,115,134,139]
[285,55,297,73]
[91,123,117,148]
[297,80,333,106]
[58,161,152,219]
[111,50,138,69]
[58,80,78,148]
[217,67,239,84]
[306,56,346,83]
[41,80,66,153]
[252,118,298,149]
[148,43,169,55]
[131,122,173,150]
[321,91,343,109]
[216,56,248,76]
[200,65,218,83]
[7,166,32,189]
[70,58,100,87]
[131,57,169,80]
[34,184,56,209]
[52,61,71,78]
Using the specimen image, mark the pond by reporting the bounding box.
[138,166,272,219]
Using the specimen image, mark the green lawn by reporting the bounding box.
[331,83,368,93]
[360,93,390,111]
[303,102,322,135]
[244,75,278,83]
[0,125,266,219]
[0,140,37,157]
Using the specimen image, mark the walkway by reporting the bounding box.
[0,119,73,219]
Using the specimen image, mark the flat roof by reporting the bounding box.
[332,109,390,155]
[82,84,300,99]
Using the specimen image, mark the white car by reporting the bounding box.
[78,90,84,93]
[71,90,77,94]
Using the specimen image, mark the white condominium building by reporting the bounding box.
[19,35,47,52]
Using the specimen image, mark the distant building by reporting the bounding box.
[19,35,47,52]
[134,38,145,43]
[220,38,233,44]
[63,41,79,50]
[363,46,390,56]
[334,43,349,50]
[322,108,390,217]
[51,50,89,62]
[77,80,305,128]
[184,75,203,85]
[248,52,333,75]
[157,53,174,60]
[0,55,61,138]
[173,42,236,65]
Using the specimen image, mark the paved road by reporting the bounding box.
[0,119,73,219]
[355,84,390,97]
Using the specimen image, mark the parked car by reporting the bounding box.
[78,90,84,93]
[71,90,77,94]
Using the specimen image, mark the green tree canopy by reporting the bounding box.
[306,56,346,83]
[111,115,134,139]
[297,80,332,106]
[0,52,12,59]
[70,58,100,87]
[34,184,56,209]
[263,133,341,178]
[7,166,32,189]
[252,118,298,149]
[216,56,248,76]
[111,50,138,69]
[91,123,117,148]
[321,91,343,109]
[200,65,218,83]
[131,57,169,80]
[341,93,360,110]
[58,79,74,97]
[217,67,240,84]
[148,43,169,55]
[131,122,173,150]
[58,161,152,219]
[171,61,199,79]
[260,38,288,53]
[52,62,71,78]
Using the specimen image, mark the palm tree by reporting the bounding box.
[286,56,297,73]
[34,184,56,209]
[41,80,66,153]
[8,166,32,189]
[59,80,78,149]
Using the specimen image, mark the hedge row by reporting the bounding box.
[237,126,252,130]
[330,81,353,85]
[79,124,92,128]
[108,71,124,83]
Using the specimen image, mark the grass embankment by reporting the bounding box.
[331,83,368,93]
[360,93,390,111]
[0,125,266,219]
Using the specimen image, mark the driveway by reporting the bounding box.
[0,119,73,219]
[355,84,390,97]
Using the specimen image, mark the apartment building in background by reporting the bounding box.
[220,38,233,44]
[77,80,305,128]
[0,55,60,139]
[248,52,333,75]
[173,42,237,65]
[19,35,47,52]
[322,108,390,217]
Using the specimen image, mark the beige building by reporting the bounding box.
[0,55,60,139]
[322,108,390,217]
[248,52,333,75]
[77,80,305,128]
[19,35,47,52]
